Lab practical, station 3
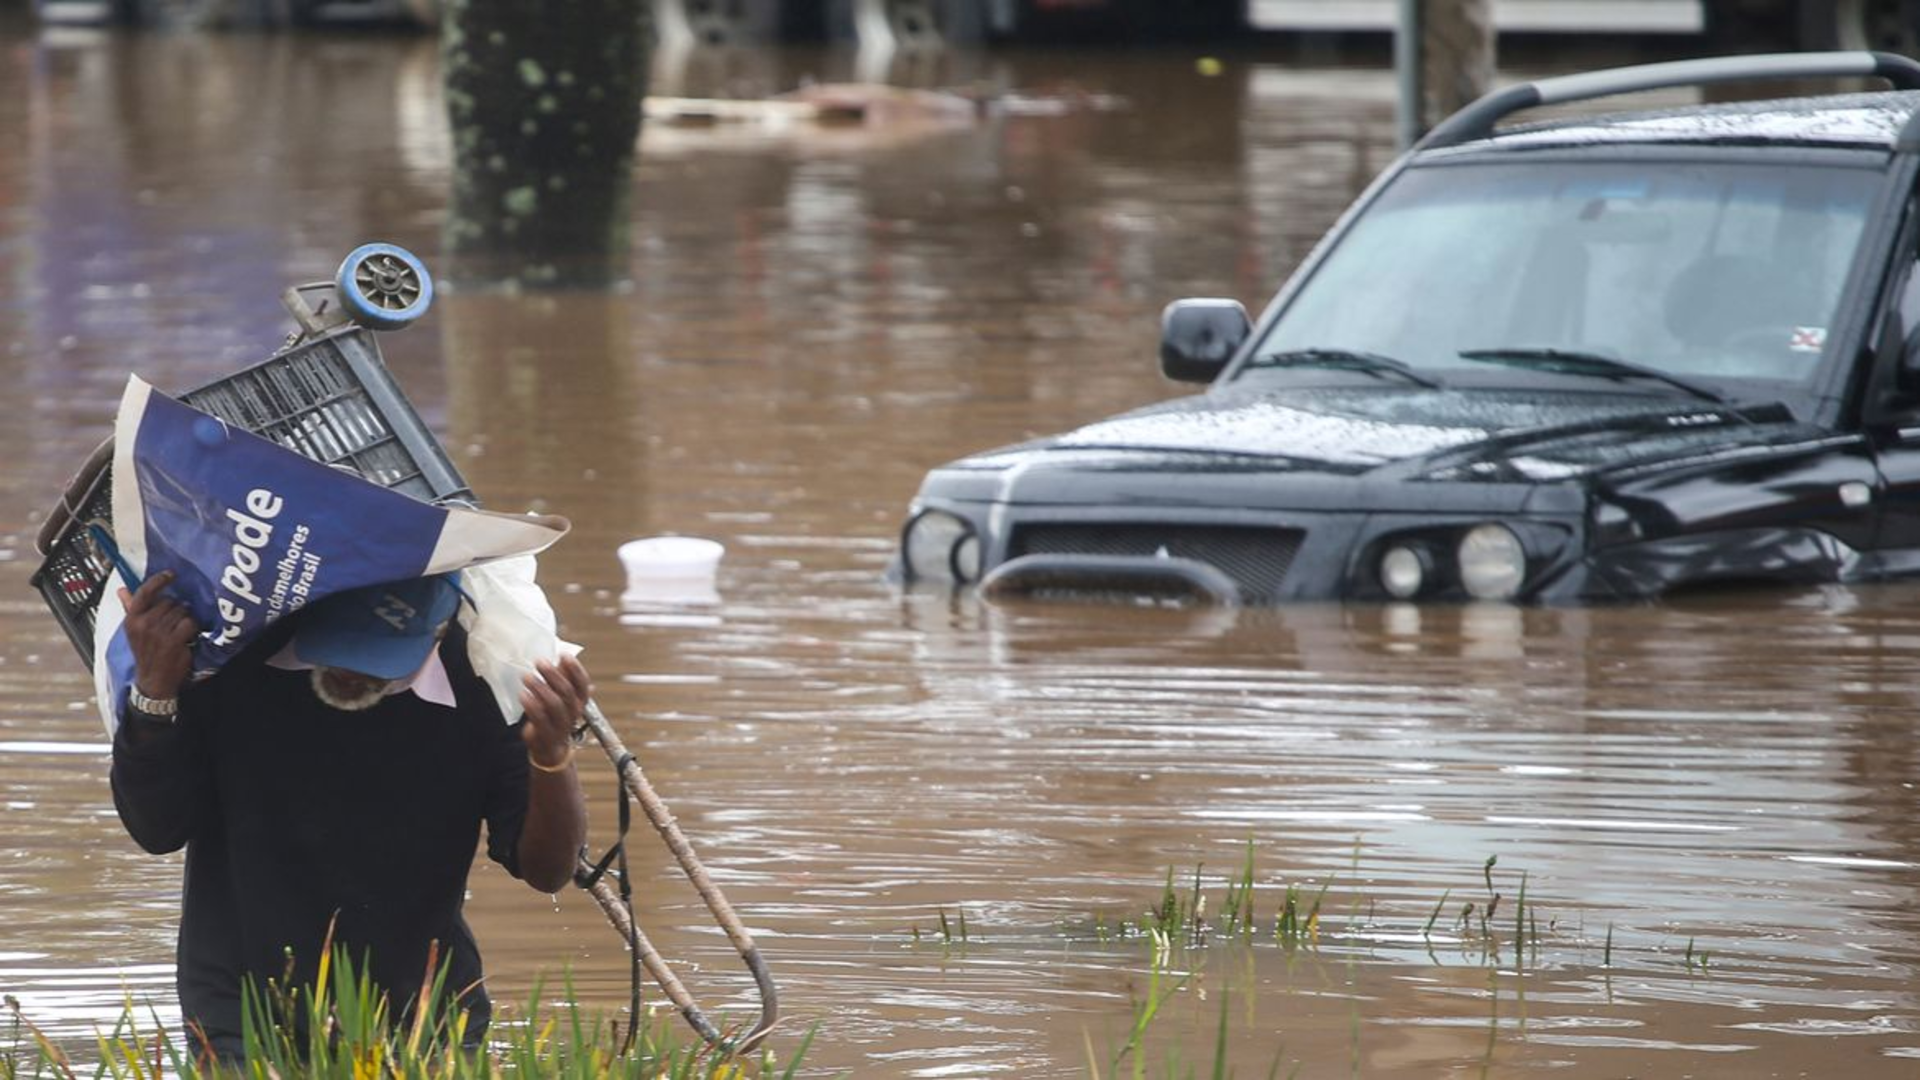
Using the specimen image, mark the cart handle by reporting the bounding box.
[574,699,779,1054]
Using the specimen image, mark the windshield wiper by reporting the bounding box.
[1456,347,1726,404]
[1254,348,1447,390]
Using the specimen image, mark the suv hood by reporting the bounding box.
[953,385,1824,482]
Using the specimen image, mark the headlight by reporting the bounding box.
[1457,523,1526,600]
[1378,545,1428,599]
[903,509,981,583]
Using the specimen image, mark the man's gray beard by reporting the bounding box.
[310,668,388,712]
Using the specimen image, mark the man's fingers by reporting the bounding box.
[534,660,589,714]
[131,595,198,639]
[123,583,198,652]
[521,658,596,740]
[555,656,594,703]
[556,656,594,704]
[124,571,174,615]
[521,670,567,725]
[165,607,200,642]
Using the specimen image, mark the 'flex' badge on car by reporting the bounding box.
[1790,326,1827,352]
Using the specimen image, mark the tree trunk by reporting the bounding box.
[442,0,653,288]
[1421,0,1494,132]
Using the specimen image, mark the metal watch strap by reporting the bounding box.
[127,686,179,719]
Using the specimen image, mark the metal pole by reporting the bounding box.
[1396,0,1425,150]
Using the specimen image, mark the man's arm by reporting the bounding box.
[112,711,211,853]
[108,571,212,853]
[515,656,591,893]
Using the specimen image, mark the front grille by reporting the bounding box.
[1009,523,1304,601]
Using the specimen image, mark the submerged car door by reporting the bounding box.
[1861,198,1920,574]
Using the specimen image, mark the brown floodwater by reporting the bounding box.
[3,17,1919,1078]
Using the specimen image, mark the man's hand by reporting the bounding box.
[117,571,199,701]
[521,655,592,769]
[516,654,592,893]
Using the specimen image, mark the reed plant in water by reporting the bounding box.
[1059,845,1587,971]
[1273,879,1329,949]
[2,944,816,1080]
[1220,840,1259,940]
[1103,930,1190,1080]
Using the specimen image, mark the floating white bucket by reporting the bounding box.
[618,536,723,606]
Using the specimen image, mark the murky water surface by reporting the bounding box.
[3,19,1920,1077]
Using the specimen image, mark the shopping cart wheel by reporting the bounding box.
[336,243,434,331]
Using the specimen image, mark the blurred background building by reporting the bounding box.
[23,0,1920,56]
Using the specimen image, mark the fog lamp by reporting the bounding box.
[903,510,979,584]
[1457,523,1526,601]
[1379,545,1428,600]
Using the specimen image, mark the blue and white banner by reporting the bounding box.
[93,376,569,733]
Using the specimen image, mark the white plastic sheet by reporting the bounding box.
[458,554,582,725]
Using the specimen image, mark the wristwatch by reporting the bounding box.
[127,685,179,720]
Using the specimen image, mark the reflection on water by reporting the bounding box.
[2,19,1920,1077]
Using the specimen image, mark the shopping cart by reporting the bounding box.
[32,243,464,669]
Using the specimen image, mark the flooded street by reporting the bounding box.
[5,16,1920,1076]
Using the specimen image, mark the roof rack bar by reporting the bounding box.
[1419,51,1920,150]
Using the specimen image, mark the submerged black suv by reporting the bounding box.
[892,51,1920,604]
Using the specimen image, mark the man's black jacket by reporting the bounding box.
[110,623,531,1046]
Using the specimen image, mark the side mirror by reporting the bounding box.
[1160,299,1250,383]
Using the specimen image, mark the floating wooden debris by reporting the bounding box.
[643,83,1125,130]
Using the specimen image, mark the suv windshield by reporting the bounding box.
[1245,158,1881,391]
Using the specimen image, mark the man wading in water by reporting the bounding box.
[109,568,591,1058]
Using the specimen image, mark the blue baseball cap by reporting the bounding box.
[292,573,463,680]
